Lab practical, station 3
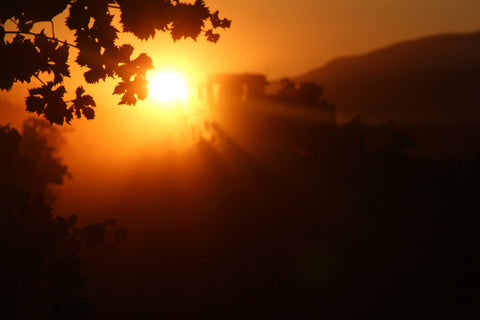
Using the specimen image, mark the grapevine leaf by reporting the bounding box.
[72,86,96,120]
[205,29,220,43]
[114,76,149,106]
[170,1,210,42]
[66,0,91,30]
[25,83,71,125]
[26,96,46,115]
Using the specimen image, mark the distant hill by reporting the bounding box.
[296,31,480,124]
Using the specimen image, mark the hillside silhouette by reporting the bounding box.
[297,31,480,124]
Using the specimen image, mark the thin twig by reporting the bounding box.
[4,31,77,48]
[50,20,55,39]
[33,74,46,86]
[8,18,18,26]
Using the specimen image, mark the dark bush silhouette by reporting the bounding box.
[0,119,124,319]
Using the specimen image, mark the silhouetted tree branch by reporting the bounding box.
[0,0,230,125]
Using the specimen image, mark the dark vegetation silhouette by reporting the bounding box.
[0,118,125,319]
[76,115,479,319]
[0,0,230,124]
[3,82,479,319]
[2,102,479,318]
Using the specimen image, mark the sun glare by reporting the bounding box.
[149,71,188,104]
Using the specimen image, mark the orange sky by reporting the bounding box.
[2,1,480,89]
[154,0,480,78]
[2,0,480,126]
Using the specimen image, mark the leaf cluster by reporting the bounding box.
[0,0,230,125]
[117,0,231,42]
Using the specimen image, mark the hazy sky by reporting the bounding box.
[2,0,480,118]
[145,0,480,79]
[2,1,480,84]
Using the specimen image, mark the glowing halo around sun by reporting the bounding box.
[148,71,188,104]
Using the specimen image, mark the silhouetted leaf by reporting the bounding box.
[75,86,85,96]
[118,0,174,40]
[82,107,95,119]
[44,85,68,125]
[115,52,153,81]
[0,37,45,89]
[51,42,71,84]
[65,106,74,124]
[53,42,69,65]
[113,81,127,95]
[66,0,91,30]
[90,14,118,49]
[35,30,57,58]
[84,67,107,83]
[170,1,210,41]
[72,86,96,120]
[26,84,53,114]
[114,76,149,105]
[205,29,220,43]
[103,44,134,76]
[81,95,95,108]
[25,83,71,125]
[132,53,154,75]
[26,96,46,115]
[18,21,34,33]
[74,30,102,68]
[33,30,72,84]
[116,44,134,63]
[133,76,149,101]
[119,91,137,105]
[210,10,231,29]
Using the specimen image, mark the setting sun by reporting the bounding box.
[148,71,188,104]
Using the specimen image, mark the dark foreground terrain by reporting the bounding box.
[2,112,479,319]
[84,112,479,319]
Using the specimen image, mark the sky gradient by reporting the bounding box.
[2,0,480,122]
[145,0,480,79]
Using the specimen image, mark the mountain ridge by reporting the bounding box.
[295,31,480,124]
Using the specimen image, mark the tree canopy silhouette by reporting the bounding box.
[0,0,230,125]
[0,118,126,319]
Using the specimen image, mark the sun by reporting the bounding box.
[149,71,188,103]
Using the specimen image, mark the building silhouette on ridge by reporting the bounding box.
[202,73,335,124]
